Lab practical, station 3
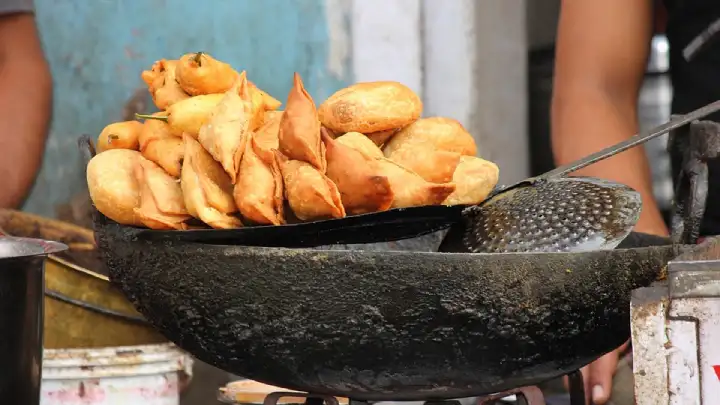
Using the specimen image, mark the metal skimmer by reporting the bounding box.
[463,99,720,253]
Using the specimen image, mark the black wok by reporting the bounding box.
[94,211,691,401]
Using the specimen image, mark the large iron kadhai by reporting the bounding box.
[85,105,720,401]
[94,210,690,401]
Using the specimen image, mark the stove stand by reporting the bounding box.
[631,242,720,405]
[257,370,586,405]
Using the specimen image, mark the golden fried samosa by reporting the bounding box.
[335,132,384,159]
[198,72,254,183]
[86,149,143,226]
[383,117,477,156]
[373,158,456,209]
[275,151,345,221]
[318,81,422,134]
[234,133,284,225]
[322,129,393,214]
[138,112,184,177]
[443,156,499,206]
[181,134,242,229]
[278,72,325,172]
[383,146,462,184]
[133,158,190,230]
[136,93,225,138]
[140,59,190,110]
[97,121,143,152]
[176,52,237,96]
[254,110,283,156]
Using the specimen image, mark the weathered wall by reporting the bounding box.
[25,0,352,216]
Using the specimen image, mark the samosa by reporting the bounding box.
[373,158,456,209]
[234,133,284,225]
[443,156,499,206]
[322,129,393,214]
[278,72,325,172]
[335,131,384,159]
[133,158,190,230]
[275,151,345,221]
[181,134,242,229]
[197,71,254,183]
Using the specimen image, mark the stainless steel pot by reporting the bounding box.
[640,34,674,213]
[0,234,67,404]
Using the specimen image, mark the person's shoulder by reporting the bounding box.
[0,0,33,15]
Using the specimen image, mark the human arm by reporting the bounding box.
[552,1,663,403]
[551,0,668,237]
[0,10,52,208]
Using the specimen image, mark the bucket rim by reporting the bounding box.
[0,236,68,259]
[43,343,186,368]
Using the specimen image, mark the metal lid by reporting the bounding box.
[0,236,67,260]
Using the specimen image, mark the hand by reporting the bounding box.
[564,341,629,404]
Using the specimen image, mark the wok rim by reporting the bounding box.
[105,216,681,256]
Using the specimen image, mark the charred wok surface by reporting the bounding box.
[95,213,689,401]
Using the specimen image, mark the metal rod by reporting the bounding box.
[543,99,720,178]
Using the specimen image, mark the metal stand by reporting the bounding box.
[631,238,720,405]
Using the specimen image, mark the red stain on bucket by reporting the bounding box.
[713,365,720,381]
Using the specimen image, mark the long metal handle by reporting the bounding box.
[543,100,720,179]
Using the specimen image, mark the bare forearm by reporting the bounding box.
[0,14,52,209]
[551,90,668,236]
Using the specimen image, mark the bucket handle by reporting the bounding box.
[44,288,150,325]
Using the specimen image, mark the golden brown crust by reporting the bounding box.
[322,129,394,214]
[86,149,144,226]
[234,133,285,225]
[383,117,477,157]
[138,112,183,177]
[166,93,226,137]
[318,81,422,134]
[278,73,326,172]
[373,158,456,209]
[443,156,499,206]
[197,72,253,183]
[175,52,238,96]
[275,151,345,221]
[133,158,190,230]
[383,146,462,184]
[141,60,191,110]
[97,121,143,152]
[335,132,384,159]
[181,134,243,229]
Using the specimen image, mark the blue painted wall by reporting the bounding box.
[24,0,352,217]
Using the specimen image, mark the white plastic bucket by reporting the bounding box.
[41,343,193,405]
